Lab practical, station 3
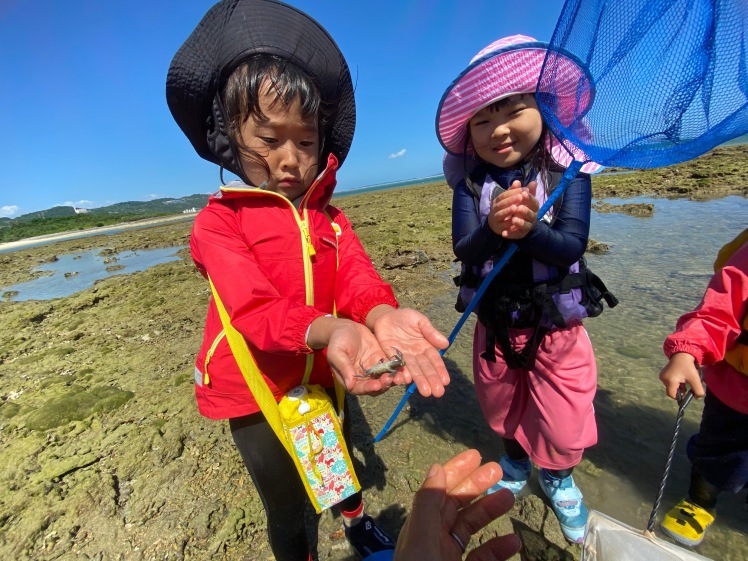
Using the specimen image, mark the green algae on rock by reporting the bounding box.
[24,385,134,431]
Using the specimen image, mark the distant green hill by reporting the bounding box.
[88,194,210,216]
[0,194,210,243]
[12,194,210,223]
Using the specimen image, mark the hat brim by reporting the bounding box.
[547,134,602,173]
[436,42,595,161]
[166,0,355,175]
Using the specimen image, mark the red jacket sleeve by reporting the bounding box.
[663,241,748,365]
[328,208,398,323]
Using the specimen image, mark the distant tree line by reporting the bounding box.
[0,213,172,244]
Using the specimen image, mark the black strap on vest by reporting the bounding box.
[455,163,619,370]
[737,329,748,346]
[478,261,618,370]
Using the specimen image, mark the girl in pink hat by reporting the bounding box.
[436,34,617,544]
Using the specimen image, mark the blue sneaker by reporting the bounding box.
[487,456,532,495]
[538,469,589,543]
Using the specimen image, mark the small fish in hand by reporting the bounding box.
[355,348,405,380]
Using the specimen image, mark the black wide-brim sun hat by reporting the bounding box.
[166,0,356,180]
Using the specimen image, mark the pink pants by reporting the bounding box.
[473,320,598,470]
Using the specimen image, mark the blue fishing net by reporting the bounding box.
[538,0,748,169]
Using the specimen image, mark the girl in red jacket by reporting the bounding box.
[659,228,748,547]
[166,2,449,559]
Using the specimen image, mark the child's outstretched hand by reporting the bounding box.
[659,352,706,400]
[368,307,450,397]
[487,180,539,240]
[319,317,400,396]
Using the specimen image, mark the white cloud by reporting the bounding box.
[60,199,102,209]
[0,205,19,218]
[60,199,120,210]
[388,149,407,159]
[62,200,97,209]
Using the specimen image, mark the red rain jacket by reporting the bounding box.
[663,236,748,414]
[190,155,398,419]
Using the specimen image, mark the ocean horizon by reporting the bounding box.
[334,133,748,199]
[334,173,446,198]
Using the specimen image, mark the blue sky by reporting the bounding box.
[0,0,565,217]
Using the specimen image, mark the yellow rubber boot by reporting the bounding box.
[660,499,715,546]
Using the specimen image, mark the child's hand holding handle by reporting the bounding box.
[659,351,707,400]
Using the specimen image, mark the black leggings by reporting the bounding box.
[229,392,362,561]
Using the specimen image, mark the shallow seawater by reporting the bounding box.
[426,195,747,560]
[579,196,748,560]
[0,246,186,301]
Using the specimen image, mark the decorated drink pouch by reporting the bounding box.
[278,385,360,513]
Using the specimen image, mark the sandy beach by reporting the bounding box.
[0,214,196,254]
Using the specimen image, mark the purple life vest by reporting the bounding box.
[458,172,590,328]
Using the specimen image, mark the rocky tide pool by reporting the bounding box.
[0,184,745,561]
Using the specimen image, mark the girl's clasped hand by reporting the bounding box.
[487,180,539,240]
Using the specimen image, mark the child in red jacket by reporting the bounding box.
[659,228,748,546]
[166,2,449,559]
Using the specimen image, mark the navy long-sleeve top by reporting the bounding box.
[452,163,592,284]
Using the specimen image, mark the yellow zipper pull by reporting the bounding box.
[301,220,316,256]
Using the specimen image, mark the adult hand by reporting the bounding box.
[487,181,538,239]
[659,352,706,400]
[369,307,450,397]
[394,449,521,561]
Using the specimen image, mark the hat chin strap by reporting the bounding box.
[207,95,253,186]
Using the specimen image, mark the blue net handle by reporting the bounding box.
[374,160,584,442]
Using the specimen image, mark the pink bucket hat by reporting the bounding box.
[436,35,601,173]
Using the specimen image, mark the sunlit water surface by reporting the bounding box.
[1,247,186,301]
[557,196,746,559]
[431,195,747,560]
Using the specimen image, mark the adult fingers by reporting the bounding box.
[450,490,518,561]
[394,463,446,561]
[443,453,500,502]
[411,462,447,515]
[441,450,484,489]
[454,487,515,539]
[467,534,522,561]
